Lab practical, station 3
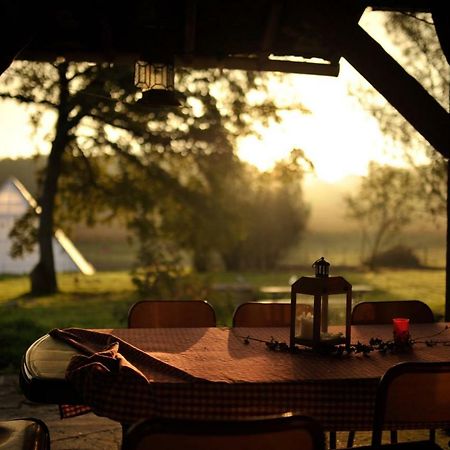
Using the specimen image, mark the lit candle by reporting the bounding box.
[392,317,410,345]
[298,312,314,340]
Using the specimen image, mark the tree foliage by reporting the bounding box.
[344,162,419,269]
[0,61,310,293]
[219,149,312,271]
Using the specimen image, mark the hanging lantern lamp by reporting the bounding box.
[134,60,181,108]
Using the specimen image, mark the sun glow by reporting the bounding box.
[238,62,412,183]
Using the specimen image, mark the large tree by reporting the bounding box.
[344,162,419,269]
[0,61,304,294]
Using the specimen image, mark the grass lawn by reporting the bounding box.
[0,268,446,372]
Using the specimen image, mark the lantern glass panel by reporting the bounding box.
[319,292,346,344]
[326,293,348,325]
[295,294,315,340]
[135,61,151,90]
[134,61,175,91]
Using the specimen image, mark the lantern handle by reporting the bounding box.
[312,256,329,267]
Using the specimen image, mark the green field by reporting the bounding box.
[0,268,446,373]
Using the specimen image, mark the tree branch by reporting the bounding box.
[0,92,57,108]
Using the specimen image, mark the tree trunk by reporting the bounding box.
[368,221,390,270]
[31,62,70,295]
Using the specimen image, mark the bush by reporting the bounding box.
[0,318,47,371]
[367,245,422,268]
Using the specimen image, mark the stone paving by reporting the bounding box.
[0,374,122,449]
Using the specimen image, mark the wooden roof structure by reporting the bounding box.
[1,0,449,311]
[1,0,448,156]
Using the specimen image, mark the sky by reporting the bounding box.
[237,62,405,182]
[0,11,428,184]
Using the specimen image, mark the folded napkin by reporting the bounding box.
[49,328,205,422]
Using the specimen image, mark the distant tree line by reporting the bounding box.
[0,157,45,193]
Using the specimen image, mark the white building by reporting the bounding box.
[0,177,94,275]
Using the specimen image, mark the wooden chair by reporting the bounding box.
[232,302,291,327]
[122,414,326,450]
[0,418,50,449]
[342,362,450,449]
[351,300,434,325]
[127,300,216,328]
[347,300,435,447]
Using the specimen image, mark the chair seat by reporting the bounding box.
[0,419,49,450]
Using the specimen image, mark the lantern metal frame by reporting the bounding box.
[289,275,352,351]
[134,60,181,108]
[313,256,330,278]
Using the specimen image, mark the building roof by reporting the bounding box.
[0,177,95,275]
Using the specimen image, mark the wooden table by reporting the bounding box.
[20,324,450,430]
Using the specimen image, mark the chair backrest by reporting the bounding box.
[232,302,291,327]
[122,415,325,450]
[372,361,450,446]
[128,300,216,328]
[351,300,434,325]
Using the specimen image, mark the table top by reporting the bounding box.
[25,323,450,382]
[21,323,450,429]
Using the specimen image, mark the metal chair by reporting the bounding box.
[343,361,450,449]
[232,302,291,327]
[0,418,50,449]
[127,300,216,328]
[122,414,326,450]
[346,300,435,448]
[351,300,434,325]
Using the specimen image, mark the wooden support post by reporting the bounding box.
[444,80,449,321]
[336,24,449,158]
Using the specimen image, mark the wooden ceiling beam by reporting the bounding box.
[332,18,449,157]
[175,55,340,76]
[184,0,197,55]
[366,0,439,12]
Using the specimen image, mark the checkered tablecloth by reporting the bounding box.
[47,324,450,430]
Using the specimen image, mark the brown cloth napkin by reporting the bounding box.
[49,328,206,421]
[49,328,205,382]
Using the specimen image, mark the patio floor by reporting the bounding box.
[0,374,122,449]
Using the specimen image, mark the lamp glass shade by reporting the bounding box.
[134,61,175,91]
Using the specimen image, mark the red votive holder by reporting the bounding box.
[392,317,410,345]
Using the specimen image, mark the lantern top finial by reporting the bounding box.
[313,257,330,278]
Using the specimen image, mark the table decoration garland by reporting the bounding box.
[239,324,450,356]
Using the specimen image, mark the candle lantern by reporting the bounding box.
[290,257,352,351]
